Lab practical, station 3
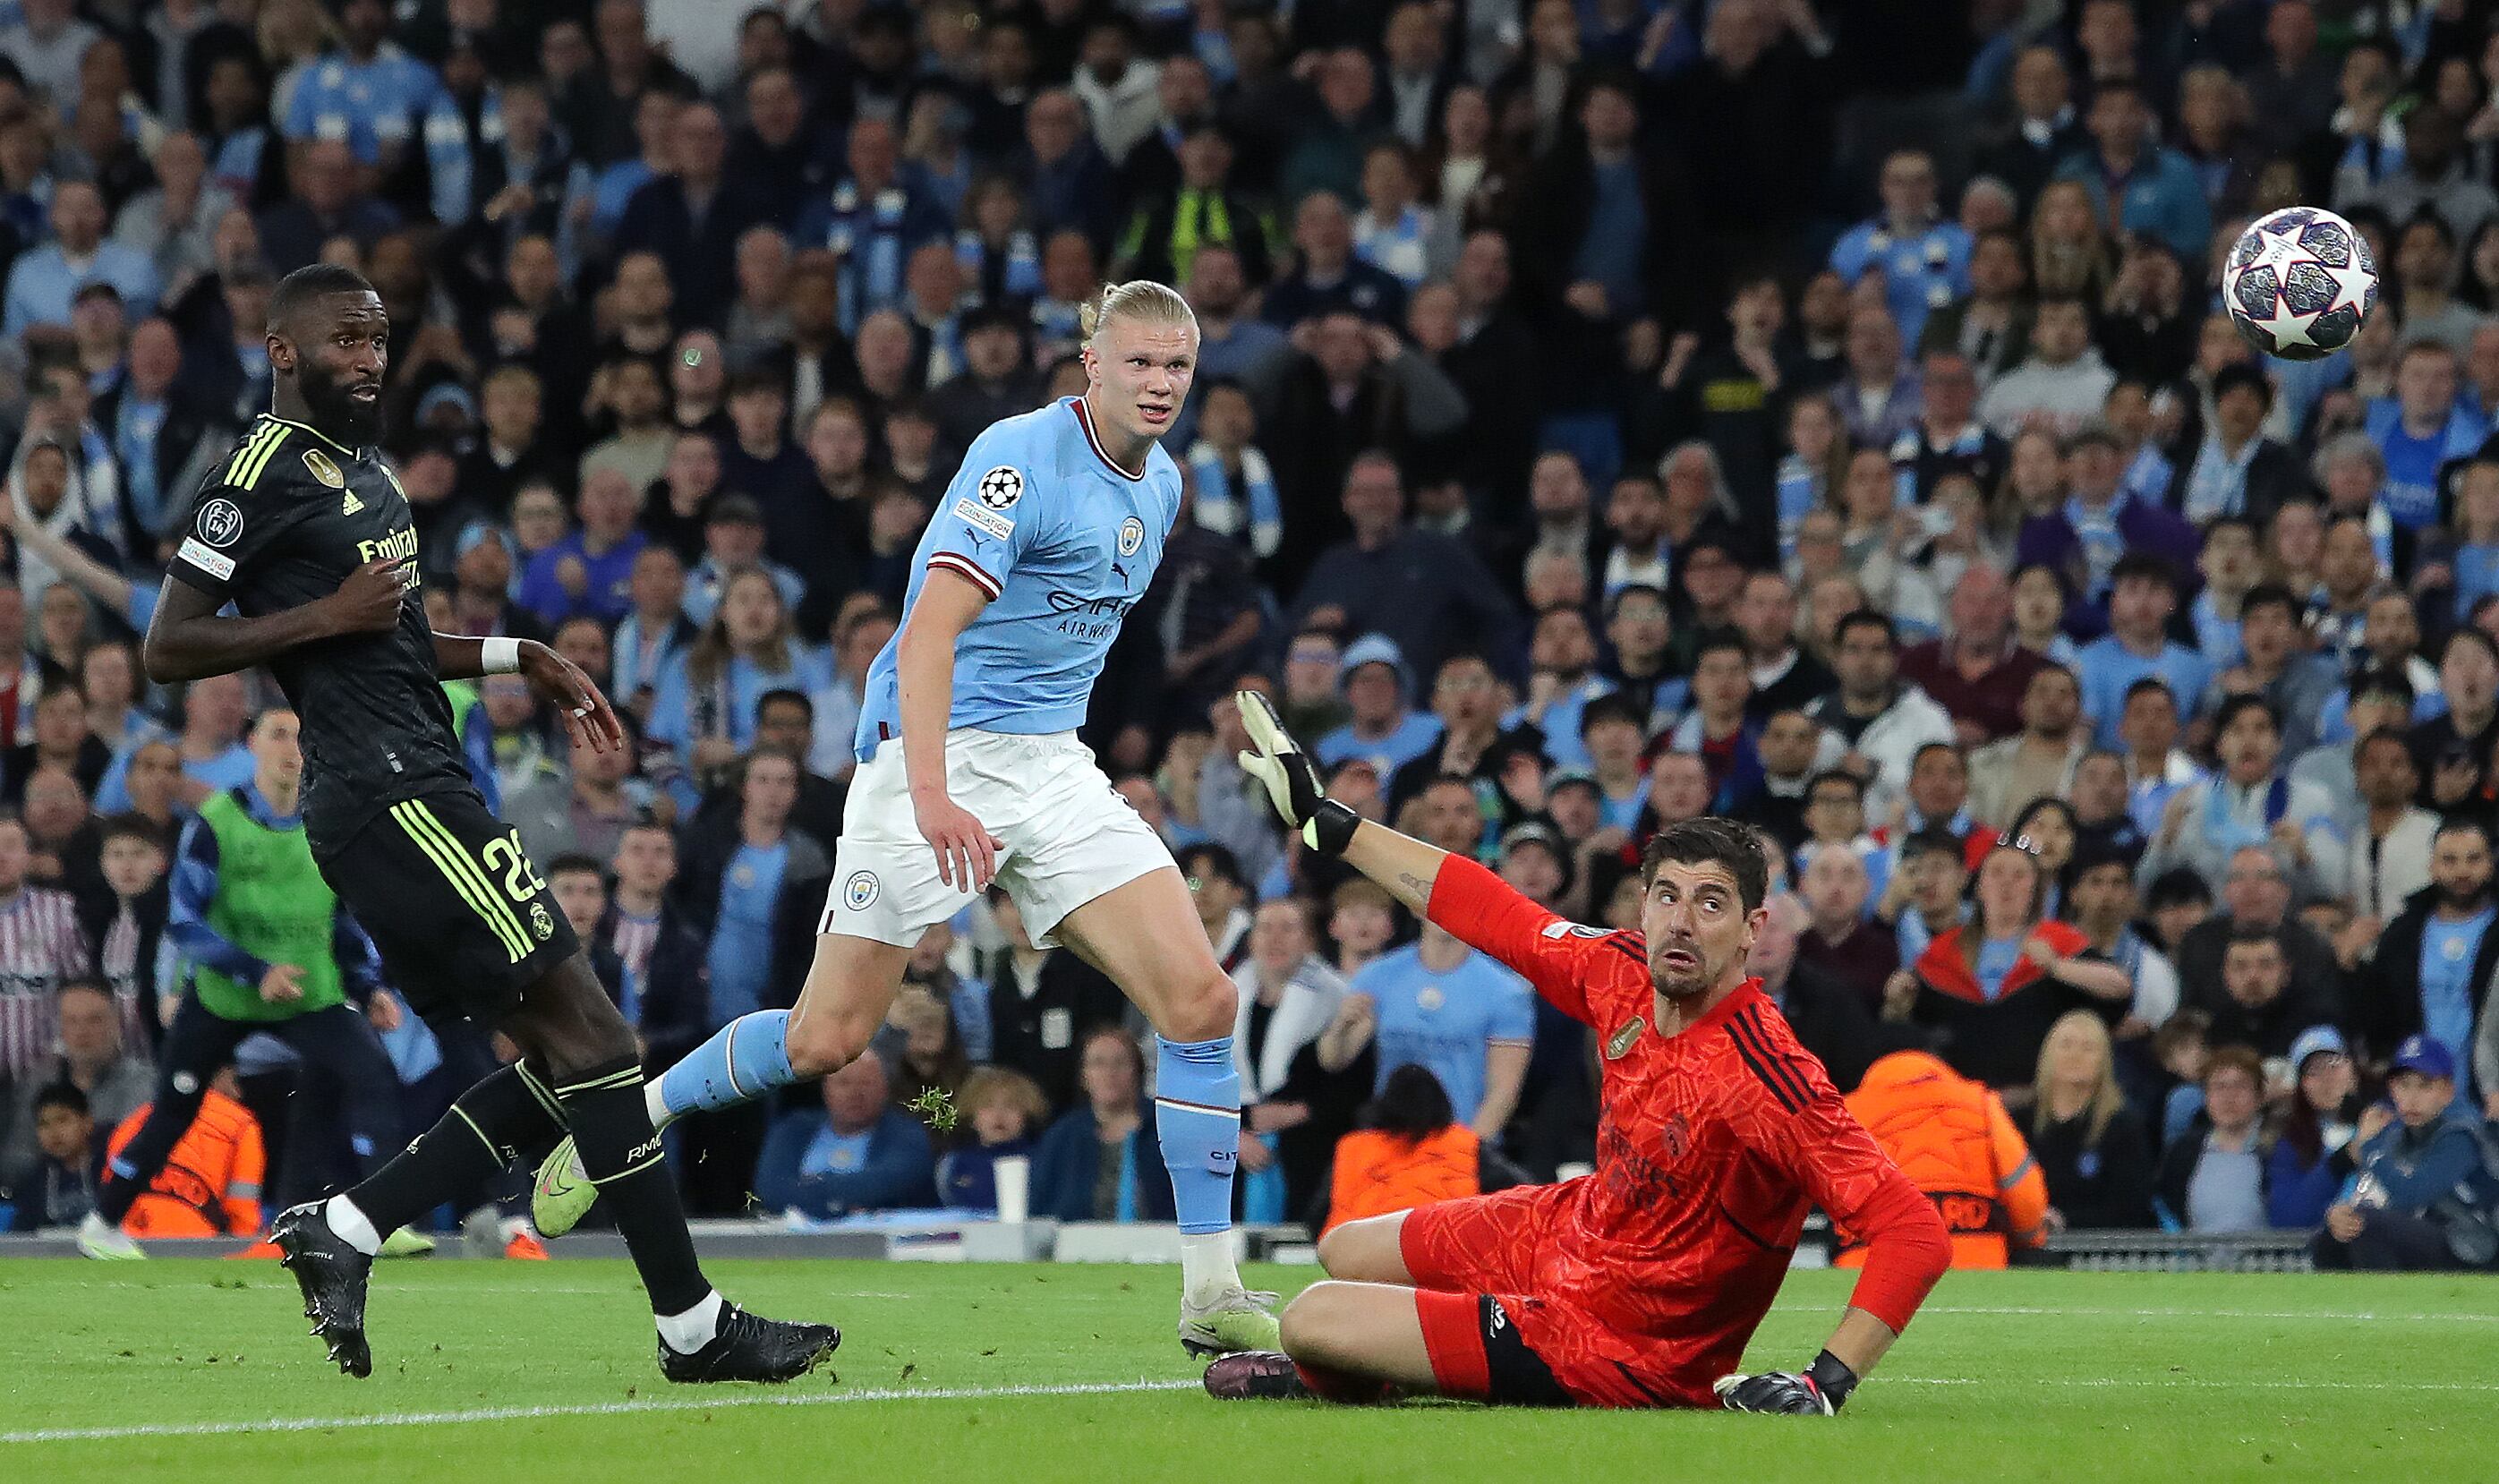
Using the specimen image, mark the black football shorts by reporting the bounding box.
[320,789,580,1023]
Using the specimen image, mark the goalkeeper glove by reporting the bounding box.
[1234,689,1360,856]
[1712,1351,1857,1415]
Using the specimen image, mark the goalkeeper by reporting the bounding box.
[1208,694,1952,1413]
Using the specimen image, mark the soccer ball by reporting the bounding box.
[2221,206,2377,362]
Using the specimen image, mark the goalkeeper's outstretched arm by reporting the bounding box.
[1341,820,1450,917]
[1232,687,1450,913]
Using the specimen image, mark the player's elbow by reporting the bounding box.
[141,631,198,685]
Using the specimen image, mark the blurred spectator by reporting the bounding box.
[3,1081,96,1231]
[935,1065,1048,1212]
[1232,897,1351,1220]
[2197,924,2341,1063]
[754,1049,939,1217]
[2327,729,2438,932]
[985,890,1127,1113]
[1752,891,1886,1094]
[680,746,826,1034]
[1796,840,1897,1013]
[889,985,974,1147]
[1829,149,1968,351]
[2076,557,2211,750]
[508,725,644,870]
[1843,1049,2048,1267]
[1291,452,1514,684]
[0,811,92,1081]
[1340,913,1531,1139]
[0,978,150,1179]
[1884,837,2129,1090]
[2358,817,2499,1074]
[2154,1045,2273,1233]
[517,465,644,627]
[2268,1026,2364,1231]
[2139,696,2338,896]
[4,183,159,337]
[2052,80,2209,262]
[649,567,831,785]
[1031,1024,1174,1222]
[589,823,707,1072]
[2027,1011,2154,1231]
[1967,664,2085,831]
[2316,1036,2498,1270]
[1806,610,1954,820]
[1316,1061,1524,1236]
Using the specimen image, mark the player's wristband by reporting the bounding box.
[1806,1350,1858,1412]
[1306,798,1360,857]
[481,636,523,675]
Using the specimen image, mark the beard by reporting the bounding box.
[299,364,382,445]
[1650,941,1719,999]
[2440,880,2491,912]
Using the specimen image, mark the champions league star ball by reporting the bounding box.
[2222,206,2377,362]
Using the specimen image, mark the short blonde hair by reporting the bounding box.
[1079,280,1196,344]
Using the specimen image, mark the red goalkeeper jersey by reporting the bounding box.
[1423,857,1946,1377]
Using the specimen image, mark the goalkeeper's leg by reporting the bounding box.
[533,934,909,1236]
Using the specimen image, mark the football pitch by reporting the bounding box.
[2,1261,2492,1482]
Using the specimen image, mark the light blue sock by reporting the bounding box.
[656,1010,796,1122]
[1152,1035,1241,1237]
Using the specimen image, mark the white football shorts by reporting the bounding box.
[820,729,1173,950]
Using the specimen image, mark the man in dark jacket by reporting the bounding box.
[2356,817,2499,1075]
[985,889,1128,1113]
[2315,1037,2499,1271]
[1755,892,1898,1094]
[613,101,774,327]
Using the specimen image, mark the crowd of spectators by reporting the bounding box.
[3,0,2499,1264]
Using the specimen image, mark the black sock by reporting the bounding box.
[557,1058,710,1317]
[346,1062,565,1236]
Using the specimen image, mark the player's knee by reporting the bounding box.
[1160,969,1238,1045]
[786,1008,874,1079]
[1315,1221,1360,1278]
[1278,1283,1350,1360]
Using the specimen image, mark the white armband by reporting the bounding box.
[481,636,522,675]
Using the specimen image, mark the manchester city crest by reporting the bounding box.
[844,870,880,909]
[1118,516,1145,556]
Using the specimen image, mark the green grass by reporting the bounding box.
[2,1260,2494,1481]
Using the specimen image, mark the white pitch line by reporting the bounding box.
[6,1369,2482,1446]
[1770,1302,2499,1325]
[0,1377,1201,1446]
[1899,1377,2487,1394]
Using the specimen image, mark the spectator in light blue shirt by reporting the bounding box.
[1315,634,1442,780]
[3,183,158,337]
[1349,921,1535,1135]
[2366,339,2487,532]
[647,567,833,785]
[280,0,445,169]
[2075,553,2213,749]
[1829,149,1971,350]
[516,465,646,627]
[2052,81,2212,262]
[755,1050,940,1217]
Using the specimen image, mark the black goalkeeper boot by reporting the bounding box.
[272,1202,374,1378]
[658,1304,840,1384]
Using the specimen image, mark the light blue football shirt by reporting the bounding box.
[1355,942,1535,1128]
[856,397,1182,759]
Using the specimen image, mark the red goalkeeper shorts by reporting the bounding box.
[1399,1181,1719,1409]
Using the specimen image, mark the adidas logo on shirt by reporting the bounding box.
[341,490,365,515]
